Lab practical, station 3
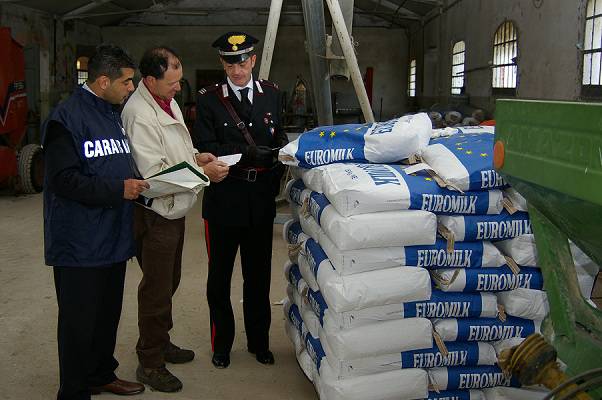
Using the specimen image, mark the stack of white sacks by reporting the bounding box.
[278,119,599,400]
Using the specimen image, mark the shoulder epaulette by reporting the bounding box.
[259,79,279,90]
[198,84,220,95]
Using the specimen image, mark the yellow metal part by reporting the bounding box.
[498,334,591,400]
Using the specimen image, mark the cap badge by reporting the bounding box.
[228,35,246,51]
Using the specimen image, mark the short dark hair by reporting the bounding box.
[139,46,181,79]
[87,44,136,82]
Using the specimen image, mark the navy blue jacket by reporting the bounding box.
[42,86,136,267]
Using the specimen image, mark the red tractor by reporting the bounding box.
[0,27,43,194]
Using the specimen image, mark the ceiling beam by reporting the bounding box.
[406,0,442,5]
[363,0,421,18]
[63,0,115,18]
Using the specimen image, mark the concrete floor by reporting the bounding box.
[0,193,316,400]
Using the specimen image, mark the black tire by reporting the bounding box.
[18,143,44,194]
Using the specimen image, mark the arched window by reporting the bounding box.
[408,58,416,97]
[451,40,465,95]
[583,0,602,87]
[76,56,89,85]
[492,21,518,91]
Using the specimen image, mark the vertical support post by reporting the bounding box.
[328,0,354,78]
[258,0,283,80]
[324,0,375,123]
[301,0,333,126]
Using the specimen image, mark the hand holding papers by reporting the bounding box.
[217,153,242,166]
[143,161,210,199]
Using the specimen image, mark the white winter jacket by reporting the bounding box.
[122,81,207,219]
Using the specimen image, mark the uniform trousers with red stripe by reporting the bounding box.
[204,220,273,355]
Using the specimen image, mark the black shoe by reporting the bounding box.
[164,342,195,364]
[211,353,230,368]
[135,365,182,393]
[249,349,274,365]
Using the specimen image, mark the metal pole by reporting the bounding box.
[325,0,375,123]
[258,0,283,80]
[329,0,354,78]
[301,0,333,126]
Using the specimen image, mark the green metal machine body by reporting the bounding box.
[495,99,602,396]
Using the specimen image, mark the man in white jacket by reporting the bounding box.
[121,46,229,392]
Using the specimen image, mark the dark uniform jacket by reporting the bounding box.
[42,87,136,267]
[193,79,288,227]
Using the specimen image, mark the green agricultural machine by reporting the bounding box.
[495,99,602,399]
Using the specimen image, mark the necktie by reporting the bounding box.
[238,87,252,117]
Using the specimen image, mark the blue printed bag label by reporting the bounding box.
[401,342,480,368]
[403,290,484,318]
[456,317,535,341]
[405,238,484,268]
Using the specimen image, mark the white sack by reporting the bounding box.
[319,317,432,360]
[301,302,321,339]
[284,313,304,354]
[496,289,549,320]
[494,234,600,298]
[438,211,531,242]
[483,386,549,400]
[293,165,329,193]
[421,127,508,192]
[503,188,528,212]
[319,230,506,275]
[494,235,538,267]
[319,163,503,217]
[426,390,486,400]
[298,212,324,244]
[301,239,432,312]
[308,191,437,250]
[429,365,521,391]
[283,219,301,245]
[307,288,498,330]
[433,317,540,342]
[284,178,312,206]
[400,342,497,368]
[433,266,544,293]
[279,113,432,168]
[314,360,429,400]
[296,348,314,383]
[297,252,320,291]
[492,338,525,357]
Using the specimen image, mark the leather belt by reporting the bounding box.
[229,167,269,182]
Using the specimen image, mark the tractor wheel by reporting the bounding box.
[18,143,44,194]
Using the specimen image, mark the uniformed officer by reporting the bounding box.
[192,31,288,369]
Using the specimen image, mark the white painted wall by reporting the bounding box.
[409,0,588,114]
[101,25,408,121]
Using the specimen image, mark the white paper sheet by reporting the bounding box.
[218,153,242,166]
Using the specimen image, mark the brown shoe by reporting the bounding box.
[90,378,145,395]
[164,342,195,364]
[136,364,182,393]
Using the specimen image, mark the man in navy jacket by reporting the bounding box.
[43,44,148,400]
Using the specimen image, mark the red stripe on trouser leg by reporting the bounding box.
[204,219,210,263]
[211,321,216,352]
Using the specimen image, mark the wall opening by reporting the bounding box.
[451,40,465,95]
[492,21,518,95]
[76,56,89,86]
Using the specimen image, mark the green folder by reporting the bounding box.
[149,161,209,182]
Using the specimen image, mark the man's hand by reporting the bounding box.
[202,160,229,183]
[195,152,218,167]
[244,145,275,168]
[123,179,149,200]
